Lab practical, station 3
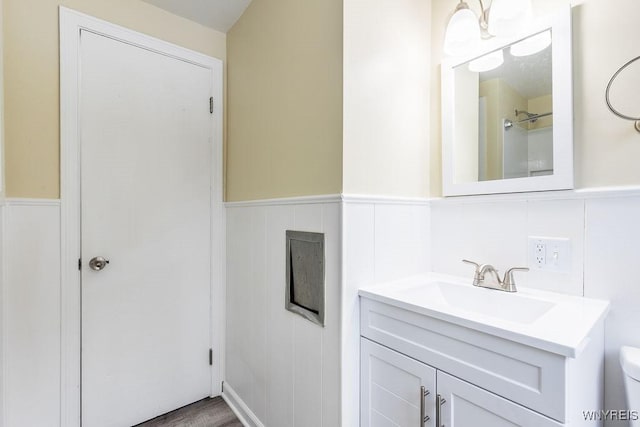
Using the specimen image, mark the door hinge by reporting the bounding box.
[78,258,82,271]
[209,97,213,114]
[209,348,213,366]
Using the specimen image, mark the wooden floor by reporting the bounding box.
[135,397,243,427]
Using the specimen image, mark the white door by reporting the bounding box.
[80,30,213,427]
[361,338,436,427]
[437,372,562,427]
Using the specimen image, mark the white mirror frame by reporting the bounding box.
[441,6,573,197]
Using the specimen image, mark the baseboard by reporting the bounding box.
[221,382,265,427]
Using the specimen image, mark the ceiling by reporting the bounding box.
[479,44,552,100]
[143,0,252,33]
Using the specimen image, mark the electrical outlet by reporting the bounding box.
[528,237,571,272]
[534,241,546,267]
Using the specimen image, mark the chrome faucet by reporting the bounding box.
[462,259,529,293]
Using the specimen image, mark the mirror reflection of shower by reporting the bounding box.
[503,108,554,179]
[504,109,553,129]
[453,29,554,183]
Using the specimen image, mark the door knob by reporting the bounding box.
[89,256,110,271]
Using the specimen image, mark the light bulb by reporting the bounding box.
[468,49,504,73]
[487,0,533,37]
[510,30,551,57]
[444,5,481,57]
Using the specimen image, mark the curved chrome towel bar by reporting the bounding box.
[605,55,640,133]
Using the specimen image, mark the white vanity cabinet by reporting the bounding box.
[361,338,436,426]
[438,371,561,427]
[361,336,562,427]
[359,287,608,427]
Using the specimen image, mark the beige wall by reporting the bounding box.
[496,80,527,177]
[431,0,640,196]
[479,78,528,180]
[227,0,430,201]
[343,0,431,198]
[479,79,498,180]
[225,0,343,202]
[9,0,636,200]
[453,66,479,183]
[528,94,553,130]
[3,0,226,198]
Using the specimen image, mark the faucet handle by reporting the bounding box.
[502,267,529,292]
[462,259,480,270]
[462,259,483,286]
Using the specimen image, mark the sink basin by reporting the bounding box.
[399,281,555,324]
[359,273,610,357]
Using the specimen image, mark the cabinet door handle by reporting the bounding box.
[436,394,446,427]
[420,386,430,425]
[420,386,426,425]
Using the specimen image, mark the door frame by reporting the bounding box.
[59,7,226,426]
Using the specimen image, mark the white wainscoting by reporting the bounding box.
[4,189,640,427]
[431,197,585,296]
[583,196,640,425]
[2,199,61,427]
[224,195,432,427]
[341,197,431,427]
[429,189,640,426]
[224,198,341,427]
[0,202,4,427]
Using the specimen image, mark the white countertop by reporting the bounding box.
[358,273,610,357]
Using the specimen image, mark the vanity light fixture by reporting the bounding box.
[443,0,533,57]
[510,30,551,57]
[468,49,504,72]
[487,0,533,37]
[443,1,482,57]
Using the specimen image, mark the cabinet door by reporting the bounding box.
[361,338,436,427]
[437,372,563,427]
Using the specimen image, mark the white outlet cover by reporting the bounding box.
[528,236,571,272]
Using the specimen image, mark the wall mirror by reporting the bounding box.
[441,7,573,196]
